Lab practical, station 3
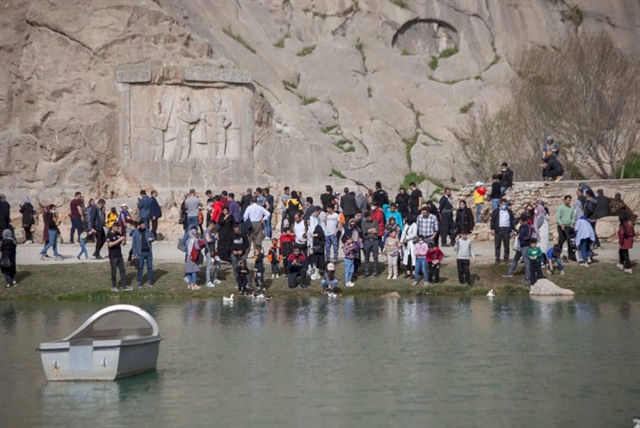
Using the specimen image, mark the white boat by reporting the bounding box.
[38,304,162,381]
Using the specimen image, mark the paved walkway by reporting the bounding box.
[16,239,625,266]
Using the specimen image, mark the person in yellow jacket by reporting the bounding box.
[106,207,118,228]
[473,182,487,223]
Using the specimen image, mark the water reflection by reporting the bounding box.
[1,296,638,428]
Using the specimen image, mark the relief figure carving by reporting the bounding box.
[211,92,232,158]
[175,93,200,161]
[150,101,170,161]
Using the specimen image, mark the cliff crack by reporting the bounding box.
[26,19,96,57]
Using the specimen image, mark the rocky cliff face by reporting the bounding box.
[1,0,639,206]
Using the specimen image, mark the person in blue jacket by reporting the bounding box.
[131,221,155,288]
[137,190,153,231]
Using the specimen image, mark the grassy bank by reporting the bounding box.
[1,260,638,302]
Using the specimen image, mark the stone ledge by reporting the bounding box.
[184,67,252,84]
[116,63,151,83]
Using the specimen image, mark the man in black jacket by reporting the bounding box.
[583,189,600,248]
[490,198,515,264]
[230,224,250,281]
[438,188,455,246]
[541,155,564,182]
[340,188,358,225]
[499,162,514,194]
[320,185,334,211]
[372,181,389,207]
[150,190,162,239]
[595,189,610,219]
[90,199,107,260]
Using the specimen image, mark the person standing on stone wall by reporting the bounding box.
[473,182,486,224]
[499,162,514,195]
[150,190,162,239]
[69,192,84,245]
[90,199,107,260]
[264,188,275,240]
[185,189,202,231]
[438,188,455,247]
[489,175,502,211]
[408,182,422,220]
[19,197,35,244]
[243,197,270,253]
[137,190,153,231]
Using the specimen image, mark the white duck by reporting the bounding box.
[327,292,338,298]
[253,293,266,300]
[223,294,235,303]
[633,416,640,428]
[486,289,495,297]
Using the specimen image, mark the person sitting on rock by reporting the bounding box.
[540,153,564,182]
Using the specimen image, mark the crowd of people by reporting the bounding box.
[0,150,636,291]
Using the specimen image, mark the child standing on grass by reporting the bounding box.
[426,242,443,283]
[412,235,429,286]
[527,238,543,285]
[236,258,249,296]
[267,238,282,278]
[254,245,266,293]
[321,262,338,292]
[77,230,89,260]
[383,229,401,280]
[454,233,475,285]
[546,244,565,276]
[342,236,359,287]
[617,215,634,274]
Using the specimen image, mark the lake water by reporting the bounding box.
[1,296,639,427]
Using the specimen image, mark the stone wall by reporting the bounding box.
[453,179,640,242]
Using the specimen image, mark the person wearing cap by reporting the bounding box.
[321,262,338,292]
[118,203,132,235]
[473,182,487,223]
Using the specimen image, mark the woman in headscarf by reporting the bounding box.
[574,215,595,267]
[1,229,18,288]
[533,201,549,256]
[19,197,35,244]
[309,223,326,279]
[185,228,203,290]
[216,206,234,262]
[454,200,475,236]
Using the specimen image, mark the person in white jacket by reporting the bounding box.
[401,218,418,278]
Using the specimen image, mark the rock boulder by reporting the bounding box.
[529,279,575,296]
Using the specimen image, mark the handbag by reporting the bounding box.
[0,257,10,268]
[177,238,187,252]
[312,245,323,254]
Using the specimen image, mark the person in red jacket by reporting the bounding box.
[426,242,444,283]
[279,229,295,272]
[371,203,386,251]
[617,215,635,274]
[210,195,224,224]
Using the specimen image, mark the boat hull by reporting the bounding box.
[39,337,161,381]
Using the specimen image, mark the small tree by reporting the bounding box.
[511,30,640,178]
[454,103,539,182]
